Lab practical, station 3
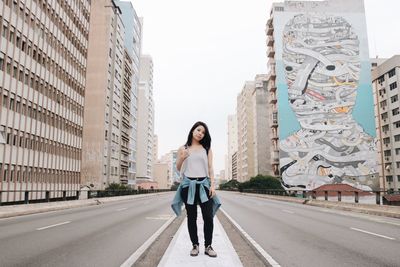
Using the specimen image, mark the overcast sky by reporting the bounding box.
[130,0,400,174]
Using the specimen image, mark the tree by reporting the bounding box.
[238,175,283,191]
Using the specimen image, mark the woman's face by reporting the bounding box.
[192,125,206,142]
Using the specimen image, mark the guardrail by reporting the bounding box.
[0,189,172,206]
[221,188,400,205]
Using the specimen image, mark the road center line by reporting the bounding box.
[36,221,71,231]
[282,209,294,214]
[350,227,395,240]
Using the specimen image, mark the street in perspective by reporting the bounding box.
[1,0,400,266]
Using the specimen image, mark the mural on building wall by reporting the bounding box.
[275,8,379,191]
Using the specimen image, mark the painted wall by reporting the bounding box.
[274,0,379,190]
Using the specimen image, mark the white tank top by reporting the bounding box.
[182,147,209,178]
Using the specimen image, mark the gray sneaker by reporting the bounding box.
[190,244,199,256]
[205,245,217,257]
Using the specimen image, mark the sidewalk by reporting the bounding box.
[0,192,171,219]
[158,207,243,267]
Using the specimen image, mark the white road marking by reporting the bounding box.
[36,221,71,231]
[220,208,281,267]
[145,215,171,220]
[120,215,176,267]
[116,208,128,211]
[282,209,295,214]
[350,227,395,240]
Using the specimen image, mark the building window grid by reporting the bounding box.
[0,0,90,189]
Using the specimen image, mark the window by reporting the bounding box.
[380,100,387,108]
[395,135,400,142]
[393,108,400,116]
[396,162,400,168]
[382,125,389,132]
[391,95,398,103]
[381,112,388,120]
[384,150,391,156]
[398,176,400,182]
[386,176,393,182]
[394,121,400,129]
[388,68,396,78]
[378,75,385,84]
[383,137,390,144]
[390,82,397,91]
[396,148,400,155]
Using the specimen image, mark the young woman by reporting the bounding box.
[173,121,221,257]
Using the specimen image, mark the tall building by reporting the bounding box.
[226,114,238,180]
[252,74,272,176]
[136,55,154,179]
[119,49,133,183]
[159,149,179,188]
[81,0,126,189]
[372,55,400,191]
[237,81,256,182]
[0,0,91,202]
[268,0,378,191]
[115,0,142,185]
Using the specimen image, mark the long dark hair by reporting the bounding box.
[185,121,211,154]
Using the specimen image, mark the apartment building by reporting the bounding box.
[372,55,400,191]
[81,0,125,189]
[226,114,238,181]
[137,55,154,179]
[115,0,142,184]
[0,0,91,202]
[237,81,256,182]
[266,0,378,191]
[252,74,272,176]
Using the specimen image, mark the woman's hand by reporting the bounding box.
[209,185,216,198]
[179,147,189,160]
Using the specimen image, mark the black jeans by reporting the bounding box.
[181,181,214,247]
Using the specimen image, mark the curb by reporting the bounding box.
[238,192,400,219]
[0,192,172,219]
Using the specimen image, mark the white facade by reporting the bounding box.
[136,55,154,179]
[227,114,238,180]
[372,55,400,191]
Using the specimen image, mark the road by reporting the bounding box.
[0,192,176,267]
[218,191,400,267]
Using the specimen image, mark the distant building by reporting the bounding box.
[137,55,155,179]
[372,55,400,191]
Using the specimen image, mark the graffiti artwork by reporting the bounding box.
[278,13,378,191]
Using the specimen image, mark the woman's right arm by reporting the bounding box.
[176,146,188,172]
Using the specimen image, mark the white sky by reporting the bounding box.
[130,0,400,174]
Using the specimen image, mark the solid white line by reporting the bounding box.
[116,208,128,211]
[120,215,176,267]
[36,221,71,231]
[350,227,395,240]
[282,209,294,214]
[220,208,281,267]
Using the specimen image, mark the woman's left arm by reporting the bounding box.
[208,148,216,197]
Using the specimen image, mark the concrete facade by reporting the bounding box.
[0,0,91,202]
[252,74,272,176]
[115,0,142,184]
[153,162,169,189]
[137,55,154,179]
[226,114,238,181]
[81,0,125,189]
[372,55,400,191]
[237,81,256,182]
[266,9,280,177]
